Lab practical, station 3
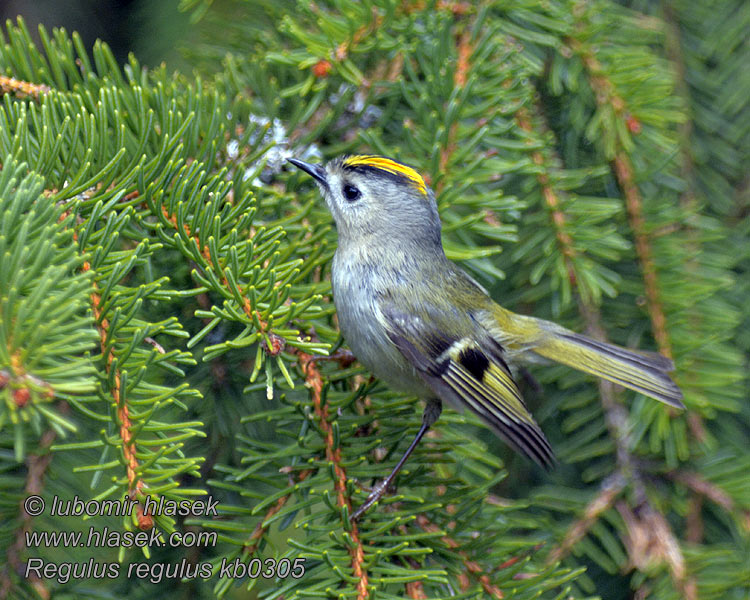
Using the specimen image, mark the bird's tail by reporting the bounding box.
[530,324,684,409]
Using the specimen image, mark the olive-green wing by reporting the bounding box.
[382,306,554,469]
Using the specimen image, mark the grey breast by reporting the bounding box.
[331,250,431,398]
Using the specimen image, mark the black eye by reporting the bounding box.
[342,183,361,202]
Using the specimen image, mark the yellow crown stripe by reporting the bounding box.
[343,155,427,195]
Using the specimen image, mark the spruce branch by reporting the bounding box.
[564,2,744,469]
[567,35,674,361]
[667,469,750,531]
[511,79,689,591]
[56,203,149,509]
[415,514,506,599]
[0,160,97,450]
[0,75,49,100]
[298,348,369,600]
[159,197,272,337]
[1,427,56,600]
[242,468,313,557]
[515,106,578,290]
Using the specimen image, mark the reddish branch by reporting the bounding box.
[571,39,673,360]
[515,102,637,563]
[416,515,505,598]
[243,470,312,555]
[57,207,149,527]
[86,277,144,499]
[564,29,697,597]
[0,428,57,600]
[514,95,690,592]
[612,155,672,358]
[574,23,709,449]
[516,107,578,286]
[298,351,369,600]
[453,29,472,88]
[159,204,271,335]
[0,75,49,99]
[436,28,473,194]
[548,475,625,564]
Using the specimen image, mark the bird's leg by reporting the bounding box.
[351,398,442,522]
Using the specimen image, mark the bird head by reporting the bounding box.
[288,155,442,248]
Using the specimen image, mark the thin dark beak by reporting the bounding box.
[288,158,327,186]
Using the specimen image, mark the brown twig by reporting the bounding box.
[0,75,50,100]
[86,255,150,524]
[565,23,698,596]
[548,474,626,564]
[668,469,750,531]
[58,207,150,526]
[0,427,58,600]
[570,38,673,360]
[617,501,694,600]
[298,350,369,600]
[515,107,578,287]
[514,100,638,565]
[243,470,312,555]
[416,515,505,598]
[611,154,672,358]
[159,204,271,336]
[574,11,709,453]
[514,88,689,591]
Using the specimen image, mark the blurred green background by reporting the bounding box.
[2,0,190,69]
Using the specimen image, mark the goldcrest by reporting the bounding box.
[289,155,682,520]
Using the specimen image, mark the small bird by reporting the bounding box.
[288,154,683,520]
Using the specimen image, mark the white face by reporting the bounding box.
[320,167,378,236]
[288,157,443,249]
[320,163,441,246]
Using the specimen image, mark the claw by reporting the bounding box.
[350,479,391,522]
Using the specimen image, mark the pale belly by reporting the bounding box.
[331,252,432,398]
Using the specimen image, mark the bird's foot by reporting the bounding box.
[350,478,395,522]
